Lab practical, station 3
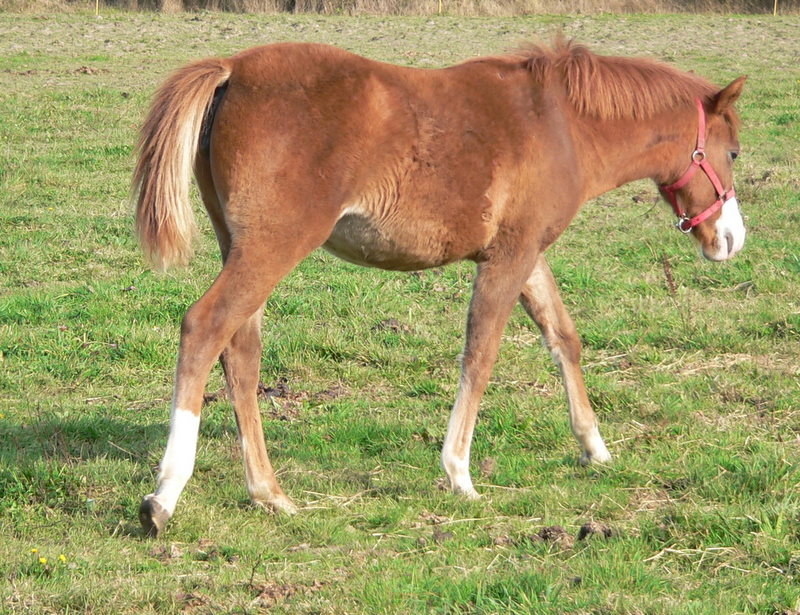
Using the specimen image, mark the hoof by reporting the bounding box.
[254,494,299,516]
[139,495,170,538]
[580,449,612,466]
[459,488,482,501]
[450,483,481,500]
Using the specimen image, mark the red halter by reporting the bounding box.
[659,99,736,233]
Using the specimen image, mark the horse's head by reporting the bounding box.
[660,77,747,262]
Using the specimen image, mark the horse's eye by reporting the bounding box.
[730,151,739,161]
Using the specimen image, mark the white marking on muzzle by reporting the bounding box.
[705,197,746,261]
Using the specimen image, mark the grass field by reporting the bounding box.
[1,10,799,614]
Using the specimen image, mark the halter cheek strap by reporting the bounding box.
[659,99,736,233]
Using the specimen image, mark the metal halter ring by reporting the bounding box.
[675,217,693,234]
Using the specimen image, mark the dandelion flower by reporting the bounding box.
[31,548,38,554]
[39,557,47,565]
[58,554,67,563]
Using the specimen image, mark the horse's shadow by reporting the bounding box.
[0,410,171,536]
[0,412,165,466]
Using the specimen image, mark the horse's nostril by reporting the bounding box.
[725,231,734,255]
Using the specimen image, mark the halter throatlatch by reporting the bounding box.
[659,99,736,233]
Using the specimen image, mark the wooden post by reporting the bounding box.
[774,0,778,15]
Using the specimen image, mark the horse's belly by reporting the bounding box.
[323,211,455,271]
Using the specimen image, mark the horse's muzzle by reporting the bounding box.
[701,197,746,261]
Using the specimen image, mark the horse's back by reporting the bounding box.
[208,43,568,269]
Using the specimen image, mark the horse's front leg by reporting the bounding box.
[441,250,539,498]
[519,255,611,465]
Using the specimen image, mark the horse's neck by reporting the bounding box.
[571,109,694,203]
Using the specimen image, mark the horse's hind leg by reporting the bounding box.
[219,309,297,514]
[139,197,334,536]
[201,158,297,515]
[518,255,611,465]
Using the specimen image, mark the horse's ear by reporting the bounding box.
[711,76,747,114]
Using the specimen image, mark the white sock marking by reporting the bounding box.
[441,378,479,497]
[153,407,200,516]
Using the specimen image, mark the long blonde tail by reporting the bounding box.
[132,58,232,270]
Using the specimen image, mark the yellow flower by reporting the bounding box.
[58,554,66,563]
[31,548,38,554]
[39,557,47,565]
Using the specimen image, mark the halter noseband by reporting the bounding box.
[659,98,736,234]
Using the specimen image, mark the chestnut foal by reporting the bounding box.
[133,39,746,536]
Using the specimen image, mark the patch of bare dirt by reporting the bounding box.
[194,538,239,563]
[717,386,773,412]
[312,383,349,401]
[202,389,227,405]
[249,579,325,608]
[203,378,320,421]
[175,591,211,613]
[529,525,575,549]
[257,378,292,399]
[577,521,616,541]
[432,527,455,543]
[507,521,621,550]
[5,68,40,76]
[372,317,412,333]
[625,486,676,514]
[411,510,455,541]
[261,378,352,417]
[419,509,449,524]
[149,539,239,564]
[149,543,184,561]
[479,457,497,477]
[73,65,108,75]
[411,430,437,444]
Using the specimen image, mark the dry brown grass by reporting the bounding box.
[2,0,795,14]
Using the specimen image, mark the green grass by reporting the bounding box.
[1,10,799,615]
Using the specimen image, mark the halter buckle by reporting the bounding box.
[675,216,693,234]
